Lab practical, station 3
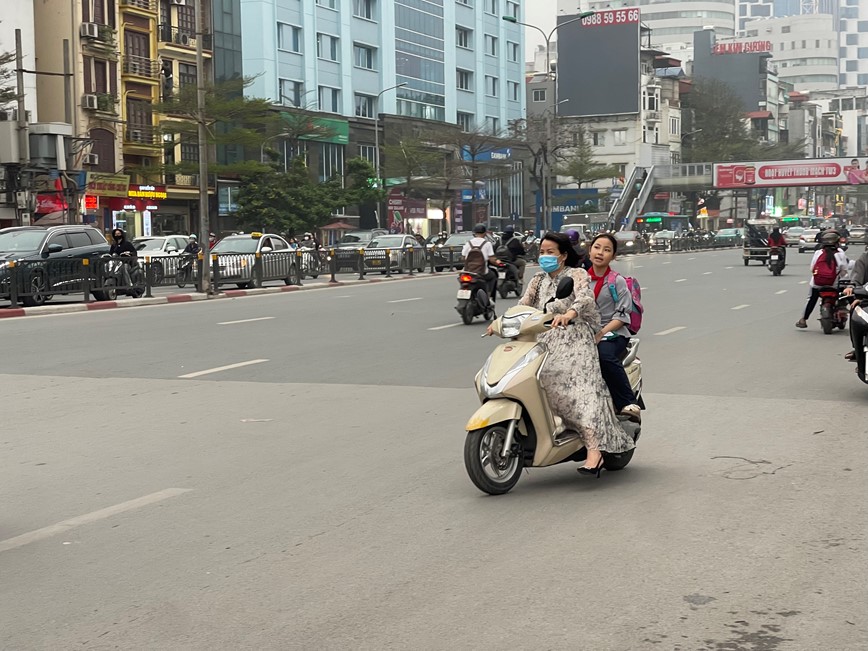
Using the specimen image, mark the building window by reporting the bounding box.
[485,75,498,97]
[847,60,858,72]
[485,0,497,14]
[847,33,859,45]
[507,80,519,101]
[456,27,471,49]
[780,25,791,34]
[358,144,376,164]
[355,94,375,117]
[316,0,337,8]
[457,0,471,5]
[279,79,303,106]
[457,112,473,131]
[319,143,344,183]
[180,134,198,162]
[354,44,375,69]
[507,41,519,62]
[278,23,301,53]
[532,88,546,102]
[506,1,519,18]
[486,116,500,133]
[670,116,680,135]
[485,34,498,56]
[457,69,472,90]
[176,4,195,35]
[318,86,340,113]
[353,0,374,20]
[613,129,627,146]
[591,131,605,146]
[178,63,196,88]
[316,33,339,61]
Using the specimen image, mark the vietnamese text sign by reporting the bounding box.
[87,173,130,197]
[713,158,868,189]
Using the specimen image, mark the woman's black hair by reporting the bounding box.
[591,232,619,256]
[541,231,579,268]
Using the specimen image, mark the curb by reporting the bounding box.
[0,272,442,320]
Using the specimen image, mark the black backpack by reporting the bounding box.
[463,243,487,275]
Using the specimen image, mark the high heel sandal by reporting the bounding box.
[578,456,605,478]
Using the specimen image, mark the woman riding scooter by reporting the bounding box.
[796,231,849,329]
[488,232,635,476]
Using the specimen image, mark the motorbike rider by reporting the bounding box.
[843,247,868,361]
[501,225,527,281]
[565,229,591,270]
[109,228,137,286]
[587,233,642,422]
[796,231,849,328]
[767,226,787,263]
[462,223,499,303]
[488,231,635,476]
[183,234,201,255]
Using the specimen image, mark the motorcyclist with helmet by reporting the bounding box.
[796,230,849,328]
[462,223,499,303]
[183,234,201,255]
[500,225,527,281]
[565,229,591,270]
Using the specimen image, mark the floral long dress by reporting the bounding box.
[519,267,636,454]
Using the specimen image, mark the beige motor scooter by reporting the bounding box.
[463,278,642,495]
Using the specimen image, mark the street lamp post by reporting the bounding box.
[503,12,593,233]
[373,82,408,229]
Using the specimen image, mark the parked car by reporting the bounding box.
[363,234,426,272]
[0,225,111,306]
[335,229,388,249]
[783,226,805,247]
[798,228,821,253]
[848,226,866,244]
[714,228,743,247]
[210,232,296,288]
[613,230,646,254]
[133,235,191,283]
[650,230,675,251]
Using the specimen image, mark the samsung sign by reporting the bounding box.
[461,147,512,162]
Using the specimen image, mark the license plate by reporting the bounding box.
[771,255,779,261]
[498,271,507,279]
[457,289,471,299]
[372,260,382,266]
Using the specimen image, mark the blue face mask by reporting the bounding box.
[538,255,561,273]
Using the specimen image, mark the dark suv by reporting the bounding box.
[0,225,111,306]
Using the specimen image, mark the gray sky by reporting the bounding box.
[525,1,559,61]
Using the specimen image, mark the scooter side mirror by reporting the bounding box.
[555,277,574,299]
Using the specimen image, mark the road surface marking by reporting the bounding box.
[634,265,644,268]
[776,290,788,295]
[218,317,275,326]
[675,278,687,283]
[179,359,269,379]
[655,327,686,336]
[0,488,192,553]
[688,257,696,260]
[703,272,713,275]
[428,323,463,331]
[732,304,750,310]
[662,261,672,265]
[725,266,734,269]
[388,297,423,304]
[799,280,808,285]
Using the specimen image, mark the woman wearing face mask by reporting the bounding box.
[109,228,137,257]
[491,232,635,476]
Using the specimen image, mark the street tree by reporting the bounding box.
[382,138,442,229]
[345,156,385,228]
[683,78,806,163]
[0,48,14,107]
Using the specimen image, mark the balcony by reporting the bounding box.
[166,173,200,187]
[644,110,661,123]
[124,125,159,146]
[158,24,213,51]
[122,55,160,80]
[120,0,156,11]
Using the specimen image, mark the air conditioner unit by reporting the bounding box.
[141,157,153,167]
[82,94,99,110]
[176,32,191,46]
[84,153,99,165]
[130,129,143,141]
[80,22,99,39]
[171,0,186,5]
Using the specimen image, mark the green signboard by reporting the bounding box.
[280,112,349,145]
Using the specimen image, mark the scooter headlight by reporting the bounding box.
[480,345,545,399]
[855,304,868,326]
[500,315,523,338]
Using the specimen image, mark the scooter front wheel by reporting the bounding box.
[464,426,523,495]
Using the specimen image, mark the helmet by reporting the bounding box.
[565,229,580,244]
[504,225,515,235]
[189,234,197,240]
[821,231,840,246]
[473,223,487,234]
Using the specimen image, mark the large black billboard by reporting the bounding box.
[556,8,641,117]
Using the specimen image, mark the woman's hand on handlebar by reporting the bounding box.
[550,310,577,329]
[484,323,495,336]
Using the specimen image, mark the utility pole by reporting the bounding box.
[14,29,29,226]
[195,0,211,293]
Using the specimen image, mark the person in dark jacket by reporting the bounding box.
[109,228,137,257]
[501,225,526,281]
[843,248,868,361]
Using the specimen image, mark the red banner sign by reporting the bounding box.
[713,41,772,55]
[713,158,868,189]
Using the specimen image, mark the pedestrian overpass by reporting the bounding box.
[609,163,714,231]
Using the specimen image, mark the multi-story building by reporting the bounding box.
[741,14,838,91]
[571,0,737,64]
[32,0,213,236]
[0,3,38,120]
[838,0,868,88]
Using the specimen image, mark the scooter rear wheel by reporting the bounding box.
[461,300,475,325]
[464,426,523,495]
[820,318,834,335]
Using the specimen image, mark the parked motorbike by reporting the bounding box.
[818,282,850,335]
[101,253,144,299]
[298,245,321,279]
[496,261,522,299]
[463,277,642,495]
[456,269,495,325]
[767,246,786,276]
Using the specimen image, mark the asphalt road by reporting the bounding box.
[1,248,866,650]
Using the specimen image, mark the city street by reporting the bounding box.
[1,248,866,650]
